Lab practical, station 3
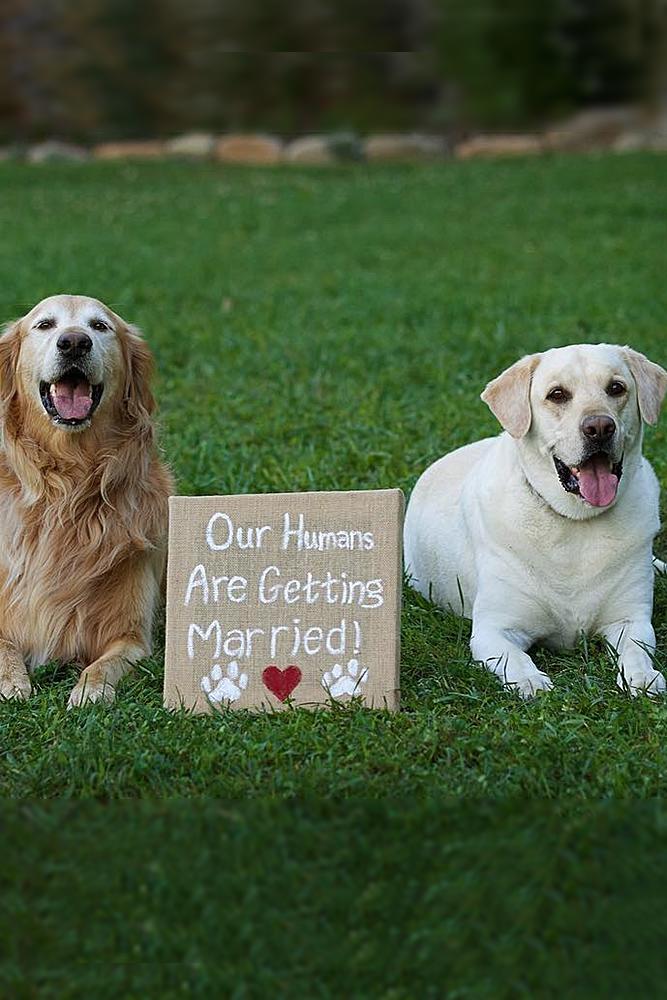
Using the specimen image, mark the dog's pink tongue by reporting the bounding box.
[51,379,92,420]
[578,454,618,507]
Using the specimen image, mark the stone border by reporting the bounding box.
[4,110,667,165]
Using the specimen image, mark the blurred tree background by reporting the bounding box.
[0,0,664,141]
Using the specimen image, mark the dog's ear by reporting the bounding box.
[481,354,540,438]
[119,323,155,425]
[0,320,22,407]
[100,319,157,498]
[623,347,667,426]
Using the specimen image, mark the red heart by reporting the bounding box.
[262,665,302,702]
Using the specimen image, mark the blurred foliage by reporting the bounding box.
[0,0,664,140]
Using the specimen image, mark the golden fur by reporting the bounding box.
[0,295,172,706]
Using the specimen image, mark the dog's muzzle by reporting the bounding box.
[553,413,623,508]
[553,449,623,508]
[39,368,104,426]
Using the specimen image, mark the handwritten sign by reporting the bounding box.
[163,490,403,712]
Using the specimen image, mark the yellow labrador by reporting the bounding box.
[404,344,667,697]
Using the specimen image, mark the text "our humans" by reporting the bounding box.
[205,512,375,553]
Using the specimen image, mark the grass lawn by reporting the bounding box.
[5,155,667,998]
[0,153,666,798]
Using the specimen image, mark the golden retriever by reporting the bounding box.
[0,294,172,706]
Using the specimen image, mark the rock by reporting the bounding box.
[27,141,90,163]
[0,144,25,162]
[614,130,667,153]
[455,134,542,159]
[165,132,215,157]
[364,133,447,162]
[613,131,649,152]
[94,141,166,160]
[544,106,641,152]
[328,131,363,162]
[613,108,667,152]
[215,135,283,165]
[285,136,335,165]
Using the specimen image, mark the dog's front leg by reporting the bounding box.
[599,619,666,696]
[67,638,146,708]
[470,618,552,698]
[0,638,31,700]
[66,554,161,708]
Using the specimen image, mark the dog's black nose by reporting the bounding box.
[57,331,92,358]
[581,414,616,442]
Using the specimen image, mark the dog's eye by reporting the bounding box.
[89,319,108,332]
[546,386,571,404]
[607,380,626,397]
[35,318,55,331]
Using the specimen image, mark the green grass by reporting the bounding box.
[5,800,667,998]
[1,154,667,797]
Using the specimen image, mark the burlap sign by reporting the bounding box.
[163,489,403,712]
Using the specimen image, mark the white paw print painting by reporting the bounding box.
[322,658,368,698]
[201,661,248,703]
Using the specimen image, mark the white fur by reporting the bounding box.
[404,343,666,697]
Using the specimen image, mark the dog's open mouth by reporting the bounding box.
[39,369,103,426]
[554,453,623,508]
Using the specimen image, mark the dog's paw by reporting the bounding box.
[67,678,116,709]
[506,670,553,699]
[322,658,368,698]
[201,661,248,704]
[617,667,666,698]
[0,672,31,701]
